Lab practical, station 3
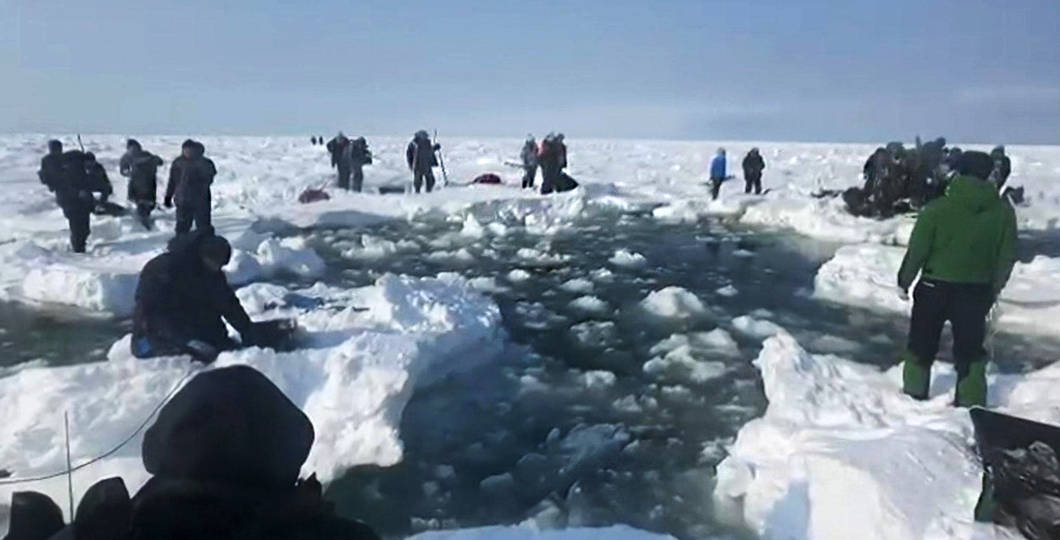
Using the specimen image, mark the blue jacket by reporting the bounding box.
[710,154,727,180]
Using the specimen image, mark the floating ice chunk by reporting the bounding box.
[716,285,739,297]
[581,370,617,388]
[507,269,532,283]
[732,315,783,339]
[460,214,485,238]
[569,296,610,315]
[560,278,595,294]
[609,249,647,268]
[640,287,707,320]
[569,321,619,349]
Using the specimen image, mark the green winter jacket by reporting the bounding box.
[897,175,1018,294]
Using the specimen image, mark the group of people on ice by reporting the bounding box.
[843,136,1014,218]
[707,147,767,200]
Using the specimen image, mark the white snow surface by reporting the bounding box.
[0,274,503,521]
[639,287,708,320]
[714,330,1060,540]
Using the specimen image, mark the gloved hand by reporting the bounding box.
[185,339,219,362]
[433,143,441,151]
[164,197,173,209]
[898,287,910,302]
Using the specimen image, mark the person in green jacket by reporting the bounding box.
[897,150,1018,408]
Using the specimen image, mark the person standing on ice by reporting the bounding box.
[120,139,165,229]
[989,145,1012,192]
[521,134,539,189]
[406,130,441,193]
[741,148,766,195]
[38,141,109,253]
[348,136,373,192]
[131,228,255,364]
[326,132,353,190]
[165,139,217,234]
[538,133,568,194]
[897,151,1018,408]
[709,148,727,200]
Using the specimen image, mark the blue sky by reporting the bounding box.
[2,0,1058,143]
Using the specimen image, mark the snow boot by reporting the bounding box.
[955,359,987,408]
[902,351,931,400]
[973,472,996,523]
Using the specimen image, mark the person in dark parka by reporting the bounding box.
[83,152,114,204]
[348,136,372,192]
[990,145,1012,191]
[165,139,216,234]
[741,147,766,195]
[326,132,352,190]
[406,130,440,193]
[38,142,110,253]
[120,139,165,229]
[131,228,253,363]
[538,133,568,195]
[521,135,539,189]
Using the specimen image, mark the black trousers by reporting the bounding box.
[541,168,560,195]
[135,202,155,229]
[907,278,993,369]
[61,202,92,253]
[710,177,724,200]
[175,201,212,234]
[522,165,538,189]
[414,169,436,193]
[744,174,762,195]
[351,166,364,192]
[337,165,351,190]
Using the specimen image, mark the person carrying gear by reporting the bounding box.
[131,229,254,364]
[989,145,1012,191]
[405,130,441,194]
[326,132,352,190]
[538,133,568,195]
[83,152,115,205]
[741,147,766,195]
[38,142,111,253]
[120,138,165,229]
[521,135,539,189]
[709,148,727,200]
[165,140,217,234]
[897,151,1018,408]
[348,136,373,192]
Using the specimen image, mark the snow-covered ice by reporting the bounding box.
[0,274,503,520]
[816,244,1060,337]
[713,330,1060,540]
[609,249,647,268]
[408,525,673,540]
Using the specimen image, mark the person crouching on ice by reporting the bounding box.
[897,151,1017,407]
[131,228,255,364]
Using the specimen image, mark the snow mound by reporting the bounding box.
[643,331,737,384]
[639,287,707,320]
[713,331,1060,540]
[815,244,1060,336]
[609,249,647,268]
[408,526,674,540]
[0,274,503,521]
[0,234,324,316]
[507,269,532,283]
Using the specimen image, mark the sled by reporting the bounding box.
[378,186,407,195]
[472,173,503,185]
[298,188,330,204]
[971,407,1060,539]
[93,201,129,217]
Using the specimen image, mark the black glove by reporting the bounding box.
[164,197,173,209]
[433,143,441,151]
